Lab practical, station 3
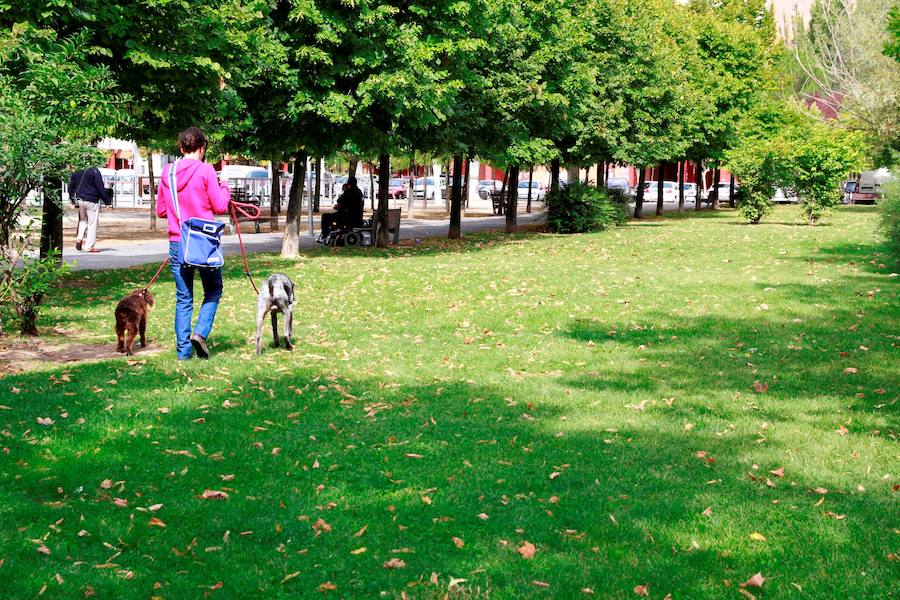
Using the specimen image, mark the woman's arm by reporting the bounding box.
[205,164,231,214]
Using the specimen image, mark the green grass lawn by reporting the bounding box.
[1,205,897,598]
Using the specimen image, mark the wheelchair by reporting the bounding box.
[318,218,377,247]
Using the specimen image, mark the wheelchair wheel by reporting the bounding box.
[344,231,362,247]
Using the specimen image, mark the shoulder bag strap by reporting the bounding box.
[168,160,181,225]
[73,169,89,199]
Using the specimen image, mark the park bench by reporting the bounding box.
[490,190,506,215]
[386,207,401,244]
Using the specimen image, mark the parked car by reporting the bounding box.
[388,177,409,199]
[218,165,268,181]
[643,180,678,203]
[683,182,697,203]
[517,180,545,201]
[413,176,445,199]
[848,170,888,204]
[705,182,736,203]
[478,179,503,199]
[606,177,631,195]
[334,174,375,198]
[772,187,797,203]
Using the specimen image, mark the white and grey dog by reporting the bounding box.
[255,273,295,355]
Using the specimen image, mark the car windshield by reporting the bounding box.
[479,180,496,186]
[517,181,538,188]
[608,178,627,186]
[390,178,406,186]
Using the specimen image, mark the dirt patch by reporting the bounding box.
[0,338,164,375]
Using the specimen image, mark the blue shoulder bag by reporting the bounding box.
[169,160,225,268]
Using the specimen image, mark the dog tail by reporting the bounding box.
[268,279,275,299]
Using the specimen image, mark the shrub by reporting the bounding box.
[0,250,70,335]
[879,174,900,255]
[546,182,628,234]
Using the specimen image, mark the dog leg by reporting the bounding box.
[139,315,147,348]
[271,311,279,348]
[255,302,267,356]
[115,313,126,352]
[283,305,293,350]
[125,324,137,356]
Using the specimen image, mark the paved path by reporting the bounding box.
[65,213,546,271]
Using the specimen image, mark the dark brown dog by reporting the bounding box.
[115,289,154,355]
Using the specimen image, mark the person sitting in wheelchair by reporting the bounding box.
[319,177,364,242]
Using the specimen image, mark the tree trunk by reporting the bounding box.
[656,162,665,216]
[729,174,736,208]
[597,163,603,189]
[526,166,534,213]
[550,158,560,196]
[39,176,63,263]
[423,161,429,211]
[444,160,451,210]
[314,157,322,213]
[695,160,703,210]
[369,164,376,211]
[678,160,686,212]
[147,153,157,231]
[505,164,519,233]
[281,152,307,257]
[269,161,281,230]
[499,167,508,202]
[449,154,464,239]
[566,165,579,186]
[375,153,390,247]
[712,166,721,209]
[348,158,358,178]
[634,167,647,219]
[407,150,416,218]
[463,157,471,209]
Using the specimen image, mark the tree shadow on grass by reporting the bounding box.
[0,352,896,599]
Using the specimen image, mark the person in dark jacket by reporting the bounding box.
[69,166,110,252]
[320,177,364,240]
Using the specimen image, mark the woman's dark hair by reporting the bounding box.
[178,127,208,153]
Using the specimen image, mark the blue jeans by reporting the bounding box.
[169,241,223,359]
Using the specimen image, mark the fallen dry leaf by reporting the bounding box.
[36,417,54,426]
[281,572,300,584]
[148,503,163,511]
[383,558,406,569]
[533,581,550,588]
[350,547,367,555]
[147,517,166,528]
[701,507,713,516]
[452,537,465,548]
[741,573,765,588]
[836,425,849,436]
[99,479,113,490]
[843,367,858,375]
[517,541,537,559]
[634,584,649,596]
[752,381,768,394]
[317,581,336,592]
[199,490,229,500]
[769,467,785,478]
[113,498,128,508]
[353,525,367,538]
[749,532,766,542]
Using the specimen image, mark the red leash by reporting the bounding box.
[144,256,170,291]
[229,200,262,294]
[143,200,262,294]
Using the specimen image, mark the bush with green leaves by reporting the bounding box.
[726,142,777,224]
[0,250,69,335]
[878,174,900,255]
[546,181,627,234]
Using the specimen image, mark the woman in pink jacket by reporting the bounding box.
[156,127,231,360]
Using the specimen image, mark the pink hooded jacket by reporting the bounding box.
[156,159,231,241]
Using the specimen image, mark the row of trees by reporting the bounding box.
[1,0,895,331]
[1,0,784,249]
